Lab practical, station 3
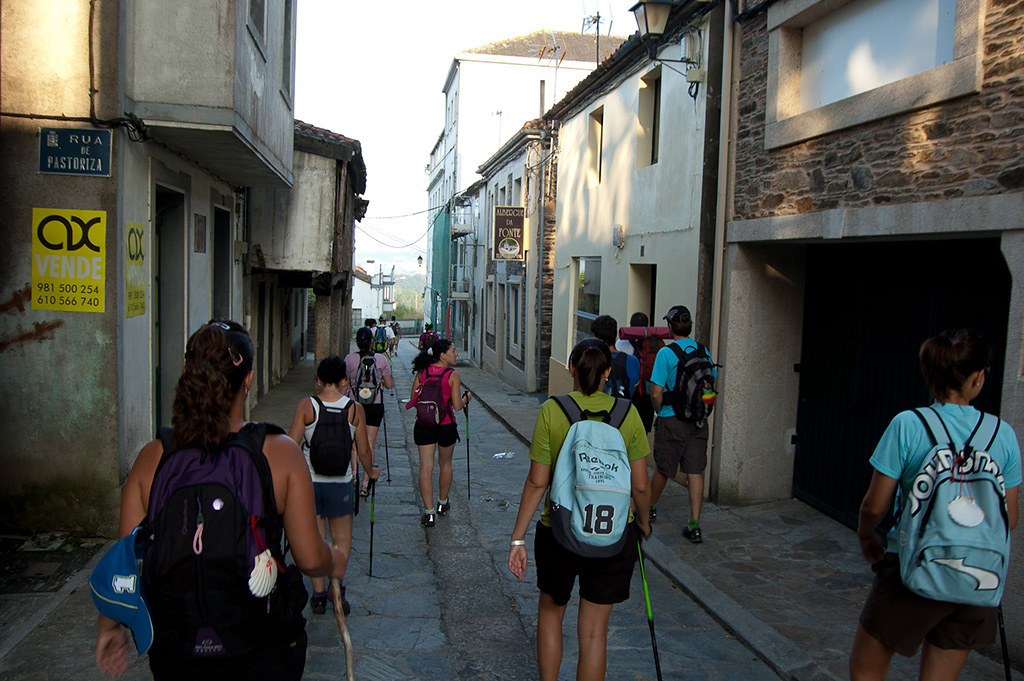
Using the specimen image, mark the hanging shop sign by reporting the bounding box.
[31,208,106,313]
[38,127,112,177]
[125,221,145,317]
[492,206,526,261]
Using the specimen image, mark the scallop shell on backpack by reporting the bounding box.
[248,549,279,597]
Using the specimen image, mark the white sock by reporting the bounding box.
[438,498,448,505]
[425,507,434,515]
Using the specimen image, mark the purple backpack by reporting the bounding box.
[141,423,307,658]
[415,367,453,426]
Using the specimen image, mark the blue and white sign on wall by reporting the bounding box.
[38,127,112,177]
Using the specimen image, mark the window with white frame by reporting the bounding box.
[513,177,522,206]
[507,279,522,360]
[573,257,601,346]
[765,0,982,149]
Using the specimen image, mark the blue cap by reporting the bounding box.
[89,527,154,655]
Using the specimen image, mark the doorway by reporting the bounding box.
[153,185,187,428]
[793,239,1011,528]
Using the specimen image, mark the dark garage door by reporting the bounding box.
[793,238,1011,529]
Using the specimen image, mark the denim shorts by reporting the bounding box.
[313,481,355,518]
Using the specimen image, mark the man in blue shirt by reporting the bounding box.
[649,305,717,543]
[591,315,641,399]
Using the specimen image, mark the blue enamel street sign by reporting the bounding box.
[38,127,112,177]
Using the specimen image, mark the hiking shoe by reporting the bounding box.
[310,591,327,615]
[682,525,703,544]
[436,500,450,516]
[359,482,370,498]
[649,506,657,523]
[421,511,435,527]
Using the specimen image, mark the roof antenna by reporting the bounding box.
[582,11,602,64]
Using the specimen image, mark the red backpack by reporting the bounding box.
[619,326,670,397]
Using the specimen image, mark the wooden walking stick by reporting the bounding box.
[330,577,355,681]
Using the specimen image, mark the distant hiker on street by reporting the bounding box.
[345,327,394,495]
[288,355,376,618]
[849,329,1020,681]
[373,315,394,356]
[96,321,351,680]
[622,312,664,433]
[508,337,650,681]
[407,338,471,527]
[590,314,641,401]
[389,316,402,354]
[648,305,718,541]
[419,323,440,351]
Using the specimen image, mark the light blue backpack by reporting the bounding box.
[898,407,1010,606]
[549,395,633,558]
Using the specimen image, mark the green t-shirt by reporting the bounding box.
[529,391,650,525]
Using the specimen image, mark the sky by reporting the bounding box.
[294,0,630,276]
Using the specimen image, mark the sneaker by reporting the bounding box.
[436,500,450,516]
[359,481,370,498]
[649,506,657,523]
[334,584,351,616]
[310,591,327,615]
[682,525,703,544]
[421,511,435,527]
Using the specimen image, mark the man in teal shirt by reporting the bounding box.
[649,305,717,543]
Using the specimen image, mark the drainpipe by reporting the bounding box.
[709,0,736,496]
[535,128,548,394]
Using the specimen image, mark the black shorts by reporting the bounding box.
[149,629,306,681]
[413,422,459,447]
[859,554,997,657]
[534,521,638,607]
[362,403,384,428]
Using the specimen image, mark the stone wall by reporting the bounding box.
[733,1,1024,221]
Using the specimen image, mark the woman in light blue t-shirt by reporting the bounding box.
[850,329,1021,681]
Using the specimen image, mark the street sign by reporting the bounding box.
[492,206,526,261]
[38,127,112,177]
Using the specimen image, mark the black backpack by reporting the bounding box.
[143,423,307,658]
[308,397,353,476]
[666,342,718,425]
[603,353,631,399]
[353,353,379,406]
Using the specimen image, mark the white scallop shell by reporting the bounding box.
[248,549,279,597]
[948,495,985,528]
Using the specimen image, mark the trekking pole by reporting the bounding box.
[464,402,471,501]
[368,473,377,577]
[637,539,664,681]
[998,605,1012,681]
[330,577,355,681]
[382,402,391,484]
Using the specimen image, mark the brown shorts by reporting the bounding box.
[859,554,997,657]
[653,417,708,476]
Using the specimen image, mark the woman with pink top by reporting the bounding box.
[407,339,471,527]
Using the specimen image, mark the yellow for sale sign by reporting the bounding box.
[31,208,106,313]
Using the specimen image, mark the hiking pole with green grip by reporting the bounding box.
[463,397,471,501]
[637,538,664,681]
[368,469,377,577]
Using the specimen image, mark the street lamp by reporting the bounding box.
[630,0,673,39]
[417,256,423,267]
